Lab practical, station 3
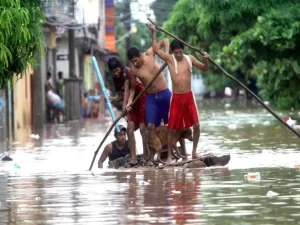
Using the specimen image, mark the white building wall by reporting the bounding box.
[56,37,80,78]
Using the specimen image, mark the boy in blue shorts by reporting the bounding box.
[126,43,186,164]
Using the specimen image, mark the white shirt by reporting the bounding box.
[171,54,193,74]
[47,90,61,105]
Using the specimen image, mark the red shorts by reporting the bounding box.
[127,93,146,130]
[168,91,199,129]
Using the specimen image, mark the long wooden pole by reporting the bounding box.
[88,63,168,170]
[147,18,300,139]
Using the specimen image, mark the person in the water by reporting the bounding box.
[98,125,130,168]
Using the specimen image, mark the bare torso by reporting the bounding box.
[168,56,192,94]
[132,53,168,94]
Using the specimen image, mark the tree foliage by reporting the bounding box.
[163,0,300,108]
[0,0,45,89]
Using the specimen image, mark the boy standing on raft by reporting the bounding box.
[147,24,210,165]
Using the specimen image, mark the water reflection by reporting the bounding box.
[1,167,299,224]
[0,99,300,224]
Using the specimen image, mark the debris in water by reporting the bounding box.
[282,117,297,127]
[30,134,40,140]
[225,110,234,115]
[263,121,271,126]
[244,172,261,182]
[266,190,279,197]
[262,150,275,155]
[286,118,297,127]
[224,103,231,108]
[171,190,181,194]
[35,197,41,201]
[2,156,13,161]
[228,124,237,130]
[139,181,150,185]
[14,163,20,169]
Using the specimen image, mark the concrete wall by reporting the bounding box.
[32,53,47,129]
[13,69,33,130]
[99,0,106,49]
[0,90,6,143]
[83,55,94,91]
[56,38,80,79]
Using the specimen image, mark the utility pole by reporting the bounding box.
[50,25,57,84]
[69,0,76,77]
[123,0,131,66]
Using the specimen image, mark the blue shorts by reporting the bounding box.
[81,108,88,118]
[54,101,65,110]
[146,88,172,127]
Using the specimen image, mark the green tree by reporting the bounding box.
[163,0,300,108]
[0,0,45,89]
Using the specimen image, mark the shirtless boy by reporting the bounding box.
[107,57,147,167]
[126,41,186,164]
[147,24,209,165]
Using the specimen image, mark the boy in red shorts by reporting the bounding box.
[107,57,147,167]
[148,24,210,165]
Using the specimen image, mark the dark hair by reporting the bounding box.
[58,71,63,77]
[47,72,51,78]
[108,57,123,71]
[127,47,140,60]
[170,39,184,51]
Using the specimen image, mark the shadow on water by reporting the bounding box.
[0,99,300,224]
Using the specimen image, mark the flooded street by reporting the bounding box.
[1,99,300,225]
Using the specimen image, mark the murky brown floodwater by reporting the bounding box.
[1,99,300,225]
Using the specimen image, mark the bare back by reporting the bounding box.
[167,56,192,94]
[131,53,168,94]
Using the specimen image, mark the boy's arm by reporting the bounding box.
[122,80,130,112]
[190,52,210,71]
[157,38,170,54]
[98,144,112,168]
[147,24,172,63]
[126,71,137,110]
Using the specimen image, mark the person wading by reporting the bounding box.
[98,125,130,168]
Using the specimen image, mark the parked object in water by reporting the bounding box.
[2,155,13,161]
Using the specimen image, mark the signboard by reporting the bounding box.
[57,54,69,60]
